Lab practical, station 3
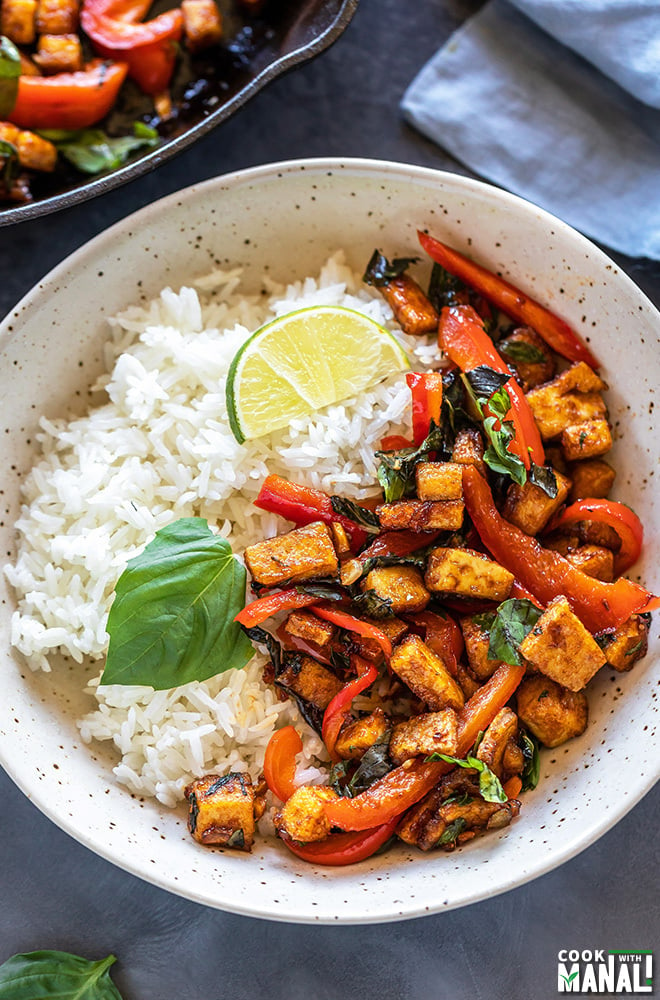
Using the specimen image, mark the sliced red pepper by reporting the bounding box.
[553,498,643,575]
[263,725,302,802]
[254,474,368,551]
[357,529,440,564]
[322,657,378,761]
[323,660,525,831]
[509,579,544,608]
[463,465,655,633]
[380,434,413,451]
[8,60,128,130]
[438,304,544,469]
[418,231,600,369]
[311,604,392,659]
[406,371,443,446]
[234,588,318,628]
[279,817,398,866]
[81,0,183,94]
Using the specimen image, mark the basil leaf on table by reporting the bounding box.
[0,36,20,119]
[101,518,253,689]
[0,950,123,999]
[426,752,507,803]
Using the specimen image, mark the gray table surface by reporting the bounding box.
[1,0,658,997]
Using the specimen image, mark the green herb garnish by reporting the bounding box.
[0,36,20,119]
[39,122,159,175]
[425,752,507,803]
[0,950,124,999]
[473,597,544,667]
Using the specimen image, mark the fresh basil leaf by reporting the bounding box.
[102,518,253,689]
[363,249,418,287]
[330,495,381,531]
[0,950,124,999]
[0,36,20,118]
[351,589,394,619]
[486,598,544,666]
[375,420,445,502]
[41,122,159,175]
[437,816,467,847]
[482,414,527,486]
[377,462,407,503]
[529,461,558,499]
[465,365,510,400]
[426,752,507,803]
[520,730,541,791]
[499,338,547,364]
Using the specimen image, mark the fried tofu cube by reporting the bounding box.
[561,419,612,461]
[519,596,607,691]
[182,0,222,51]
[565,544,614,582]
[397,783,520,851]
[460,615,503,680]
[0,122,20,146]
[475,707,523,779]
[376,498,464,532]
[34,31,82,72]
[415,461,464,501]
[599,614,649,672]
[516,675,588,747]
[282,610,336,652]
[390,634,465,711]
[389,709,458,765]
[36,0,78,34]
[16,129,57,171]
[1,0,38,43]
[526,362,608,440]
[451,427,486,473]
[498,326,555,391]
[244,520,338,587]
[334,707,390,760]
[277,654,343,710]
[376,274,440,336]
[361,565,430,615]
[568,458,616,502]
[425,547,514,602]
[185,772,256,850]
[275,785,338,842]
[501,470,571,536]
[349,615,408,662]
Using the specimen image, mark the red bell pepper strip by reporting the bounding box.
[234,588,318,628]
[279,816,398,866]
[380,434,413,451]
[552,498,643,575]
[418,230,600,369]
[263,725,302,802]
[438,304,544,469]
[311,604,392,659]
[502,775,523,800]
[357,529,440,564]
[8,60,129,130]
[509,579,544,609]
[254,474,368,551]
[322,658,378,762]
[81,0,183,94]
[462,465,655,633]
[406,371,443,446]
[323,660,525,831]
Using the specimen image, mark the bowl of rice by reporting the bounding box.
[1,158,658,923]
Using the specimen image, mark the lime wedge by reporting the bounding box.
[226,305,410,442]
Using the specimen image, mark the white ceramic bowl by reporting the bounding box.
[1,158,658,924]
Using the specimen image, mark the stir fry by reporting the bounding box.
[183,232,657,864]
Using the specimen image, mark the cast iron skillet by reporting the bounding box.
[0,0,358,226]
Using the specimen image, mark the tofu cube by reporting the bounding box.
[16,129,57,171]
[361,565,430,615]
[275,785,338,842]
[1,0,38,44]
[460,615,503,680]
[378,274,440,337]
[519,596,607,691]
[516,675,588,747]
[561,419,613,461]
[502,470,571,536]
[244,520,338,587]
[565,544,614,582]
[185,772,256,850]
[415,461,464,500]
[389,709,458,765]
[526,362,608,440]
[451,427,486,473]
[497,326,555,391]
[599,614,649,672]
[36,0,79,34]
[425,547,514,602]
[349,614,408,662]
[568,459,616,502]
[0,122,20,146]
[34,31,82,72]
[334,707,390,760]
[376,498,464,532]
[182,0,222,51]
[277,654,343,710]
[282,610,336,652]
[390,634,465,711]
[475,707,522,779]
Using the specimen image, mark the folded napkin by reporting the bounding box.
[401,0,660,260]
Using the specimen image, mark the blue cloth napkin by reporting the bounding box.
[401,0,660,260]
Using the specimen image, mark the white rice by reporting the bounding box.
[5,251,432,809]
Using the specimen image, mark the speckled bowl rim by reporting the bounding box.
[0,157,658,923]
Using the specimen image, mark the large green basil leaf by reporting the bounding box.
[483,597,544,666]
[101,518,253,689]
[0,951,123,999]
[426,752,507,804]
[0,36,20,118]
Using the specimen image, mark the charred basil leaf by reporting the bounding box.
[465,365,510,400]
[427,262,467,310]
[437,816,468,847]
[529,461,558,499]
[520,730,541,791]
[330,495,381,532]
[426,753,507,803]
[376,420,445,502]
[0,950,124,999]
[294,582,346,602]
[351,589,395,619]
[227,829,245,849]
[241,624,281,675]
[363,249,418,287]
[347,731,393,795]
[499,338,547,364]
[187,791,199,834]
[475,598,544,667]
[358,551,428,579]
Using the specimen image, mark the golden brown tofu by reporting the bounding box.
[526,362,608,440]
[184,772,256,850]
[475,707,524,779]
[460,615,503,680]
[565,544,614,582]
[519,596,607,691]
[378,274,440,336]
[349,614,408,662]
[244,520,338,587]
[34,31,82,72]
[516,675,588,747]
[16,129,57,171]
[0,122,20,146]
[277,655,343,710]
[599,614,649,672]
[182,0,222,51]
[275,785,338,843]
[330,521,351,556]
[501,470,571,536]
[282,610,336,652]
[561,418,613,461]
[361,565,430,615]
[389,709,458,765]
[425,547,514,602]
[1,0,37,43]
[456,662,481,700]
[390,634,465,711]
[376,498,464,532]
[498,326,555,392]
[335,707,390,760]
[544,445,569,476]
[451,427,486,474]
[568,458,616,502]
[36,0,78,34]
[397,782,520,851]
[415,461,464,501]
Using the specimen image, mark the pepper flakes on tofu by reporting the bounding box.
[519,595,607,692]
[475,707,525,780]
[425,547,514,602]
[388,708,458,765]
[460,615,504,681]
[334,707,390,760]
[275,785,339,843]
[390,634,465,712]
[244,520,338,587]
[561,418,613,461]
[526,362,608,441]
[598,614,650,672]
[502,470,571,536]
[516,676,588,748]
[185,772,258,850]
